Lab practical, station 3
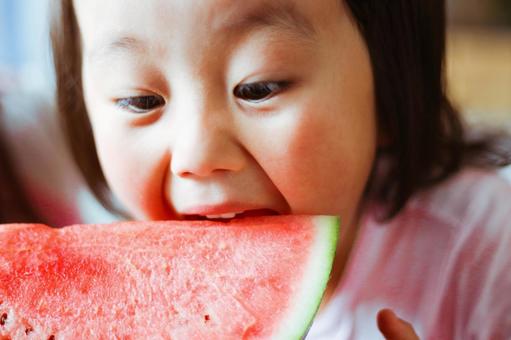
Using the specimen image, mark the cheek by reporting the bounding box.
[83,76,176,220]
[254,99,376,221]
[90,120,175,221]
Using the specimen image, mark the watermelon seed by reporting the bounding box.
[47,335,55,340]
[204,314,210,322]
[0,313,7,326]
[25,326,34,335]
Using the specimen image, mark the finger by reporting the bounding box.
[377,308,420,340]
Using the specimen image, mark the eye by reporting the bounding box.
[115,95,165,114]
[233,81,289,103]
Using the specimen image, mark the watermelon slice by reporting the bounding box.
[0,215,338,339]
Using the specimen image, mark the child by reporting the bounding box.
[51,0,511,338]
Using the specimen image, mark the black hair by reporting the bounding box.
[346,0,510,217]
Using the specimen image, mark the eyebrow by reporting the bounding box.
[87,2,317,64]
[86,36,147,64]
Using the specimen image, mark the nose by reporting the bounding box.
[169,108,246,178]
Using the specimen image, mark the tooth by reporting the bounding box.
[206,213,235,219]
[205,212,243,219]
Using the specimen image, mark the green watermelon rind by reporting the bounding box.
[272,215,340,340]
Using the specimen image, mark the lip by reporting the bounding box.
[178,203,280,219]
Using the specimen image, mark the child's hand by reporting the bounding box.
[377,309,420,340]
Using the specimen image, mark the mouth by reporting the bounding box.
[182,209,280,222]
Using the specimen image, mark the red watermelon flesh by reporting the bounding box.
[0,215,339,339]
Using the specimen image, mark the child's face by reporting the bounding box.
[75,0,377,227]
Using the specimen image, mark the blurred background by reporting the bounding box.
[0,0,53,96]
[0,0,510,224]
[447,0,511,128]
[0,0,117,224]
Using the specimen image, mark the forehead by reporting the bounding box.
[74,0,339,58]
[73,0,319,26]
